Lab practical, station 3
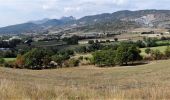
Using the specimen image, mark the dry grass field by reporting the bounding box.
[1,60,170,99]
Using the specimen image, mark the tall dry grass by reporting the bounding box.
[1,60,170,99]
[0,79,170,100]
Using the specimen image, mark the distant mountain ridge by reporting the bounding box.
[1,10,170,34]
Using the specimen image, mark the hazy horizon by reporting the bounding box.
[1,0,170,27]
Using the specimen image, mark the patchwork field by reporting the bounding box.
[1,60,170,99]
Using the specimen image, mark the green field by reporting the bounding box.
[140,46,167,56]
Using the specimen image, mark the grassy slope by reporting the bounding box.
[1,60,170,99]
[140,46,167,56]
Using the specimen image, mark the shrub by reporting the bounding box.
[0,58,5,64]
[84,57,89,61]
[114,38,118,42]
[145,48,151,55]
[69,58,80,67]
[15,54,25,68]
[4,61,15,68]
[106,40,111,43]
[165,46,170,58]
[151,49,164,60]
[88,40,95,44]
[78,56,84,61]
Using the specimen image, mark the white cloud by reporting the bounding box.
[64,7,81,13]
[0,0,170,26]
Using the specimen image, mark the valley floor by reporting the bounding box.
[1,60,170,99]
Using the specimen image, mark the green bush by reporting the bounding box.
[0,58,5,64]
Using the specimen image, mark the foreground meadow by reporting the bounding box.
[1,60,170,100]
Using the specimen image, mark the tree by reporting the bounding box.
[92,50,116,67]
[23,48,48,69]
[115,43,142,65]
[115,43,129,65]
[127,45,142,64]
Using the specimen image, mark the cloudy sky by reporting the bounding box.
[0,0,169,27]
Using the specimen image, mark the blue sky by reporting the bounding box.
[0,0,170,27]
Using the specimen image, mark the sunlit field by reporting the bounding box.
[1,60,170,99]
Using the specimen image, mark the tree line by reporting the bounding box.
[92,43,142,67]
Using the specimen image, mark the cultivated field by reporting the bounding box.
[1,60,170,99]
